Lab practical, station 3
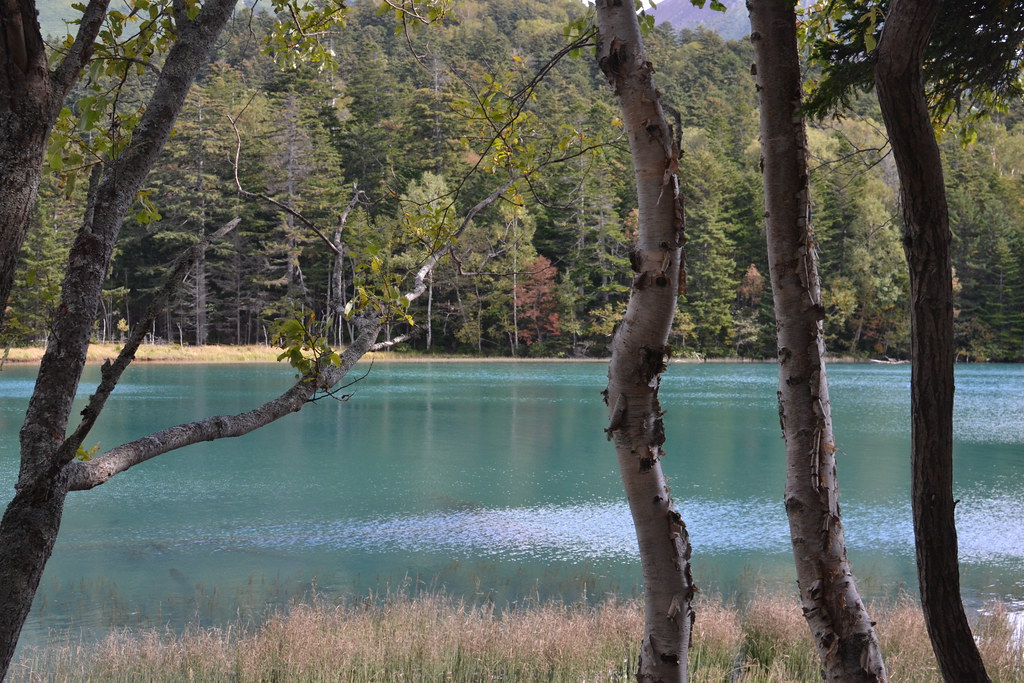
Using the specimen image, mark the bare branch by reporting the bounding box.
[370,327,422,352]
[378,0,449,25]
[91,54,160,73]
[306,361,374,403]
[337,183,367,235]
[404,174,518,304]
[227,101,342,256]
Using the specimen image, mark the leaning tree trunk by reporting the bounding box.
[875,1,990,681]
[0,2,238,676]
[0,0,109,328]
[595,2,692,680]
[748,1,886,680]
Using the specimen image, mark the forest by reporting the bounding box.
[7,0,1024,362]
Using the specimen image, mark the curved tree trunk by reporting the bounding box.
[0,0,50,330]
[0,2,238,676]
[0,0,109,329]
[748,1,886,680]
[874,1,990,680]
[595,2,692,680]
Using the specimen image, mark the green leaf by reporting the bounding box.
[863,30,876,53]
[639,12,655,35]
[75,443,101,462]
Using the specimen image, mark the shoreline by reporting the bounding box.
[2,343,895,366]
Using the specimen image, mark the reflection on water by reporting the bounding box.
[1,361,1022,649]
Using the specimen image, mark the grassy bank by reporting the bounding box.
[5,343,860,365]
[10,592,1023,682]
[2,344,604,364]
[4,344,284,364]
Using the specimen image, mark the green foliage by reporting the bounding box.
[15,0,1023,359]
[271,313,343,377]
[266,0,349,70]
[46,0,196,191]
[688,0,728,12]
[75,443,101,462]
[801,0,1024,131]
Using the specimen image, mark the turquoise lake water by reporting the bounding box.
[1,360,1022,649]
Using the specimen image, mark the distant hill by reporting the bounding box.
[38,0,751,44]
[650,0,750,41]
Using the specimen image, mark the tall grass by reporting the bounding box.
[10,591,1024,682]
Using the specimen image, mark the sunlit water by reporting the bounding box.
[1,360,1022,651]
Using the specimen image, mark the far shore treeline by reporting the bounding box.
[10,0,1024,361]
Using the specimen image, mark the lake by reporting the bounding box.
[1,360,1022,651]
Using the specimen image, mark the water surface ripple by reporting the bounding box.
[1,361,1021,647]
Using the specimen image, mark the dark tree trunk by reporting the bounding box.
[0,0,109,328]
[0,478,69,676]
[748,1,886,679]
[0,0,49,329]
[196,244,208,344]
[595,2,692,680]
[875,1,990,680]
[0,2,238,675]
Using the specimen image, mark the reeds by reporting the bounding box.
[10,591,1024,682]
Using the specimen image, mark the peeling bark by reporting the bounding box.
[875,1,990,680]
[595,2,691,680]
[748,1,886,680]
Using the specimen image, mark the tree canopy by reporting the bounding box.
[8,0,1024,363]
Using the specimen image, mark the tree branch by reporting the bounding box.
[51,0,112,98]
[369,327,421,352]
[404,174,518,304]
[227,99,342,256]
[54,218,240,469]
[66,314,383,491]
[20,0,239,481]
[337,184,367,235]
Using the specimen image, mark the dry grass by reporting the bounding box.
[13,593,642,682]
[4,343,284,364]
[11,590,1024,682]
[2,344,608,365]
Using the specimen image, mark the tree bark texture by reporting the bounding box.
[0,0,109,329]
[0,1,238,676]
[0,475,69,679]
[748,1,886,680]
[595,2,692,680]
[874,1,990,680]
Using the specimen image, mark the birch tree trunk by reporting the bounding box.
[748,1,885,679]
[595,3,692,680]
[875,1,990,679]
